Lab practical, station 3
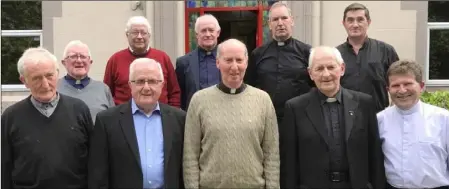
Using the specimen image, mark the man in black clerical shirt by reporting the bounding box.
[244,1,313,123]
[176,14,221,110]
[280,46,385,189]
[337,3,399,113]
[1,47,93,189]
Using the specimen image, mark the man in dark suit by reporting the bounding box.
[176,14,221,110]
[280,46,385,189]
[88,58,186,189]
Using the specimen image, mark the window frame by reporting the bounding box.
[1,29,43,92]
[426,22,449,86]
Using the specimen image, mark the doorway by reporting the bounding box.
[205,10,258,53]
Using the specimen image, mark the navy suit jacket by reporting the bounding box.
[175,49,202,111]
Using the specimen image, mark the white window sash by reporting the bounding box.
[426,22,449,86]
[1,30,42,92]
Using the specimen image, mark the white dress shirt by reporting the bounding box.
[377,100,449,188]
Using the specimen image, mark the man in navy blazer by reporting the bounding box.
[176,14,221,110]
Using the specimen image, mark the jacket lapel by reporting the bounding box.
[119,102,142,168]
[342,88,358,141]
[188,49,200,90]
[160,104,174,173]
[306,90,330,146]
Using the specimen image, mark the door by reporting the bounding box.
[184,0,276,53]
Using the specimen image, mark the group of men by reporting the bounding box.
[2,1,449,189]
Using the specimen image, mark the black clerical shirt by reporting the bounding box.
[337,37,399,113]
[1,94,93,189]
[244,38,313,122]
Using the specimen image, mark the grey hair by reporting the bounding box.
[268,2,292,18]
[17,47,59,77]
[125,16,152,35]
[194,14,221,33]
[216,38,248,59]
[308,46,344,68]
[129,58,164,81]
[62,40,92,59]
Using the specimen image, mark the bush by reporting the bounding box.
[420,90,449,109]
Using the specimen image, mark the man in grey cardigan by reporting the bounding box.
[57,40,115,122]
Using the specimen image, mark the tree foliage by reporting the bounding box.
[421,90,449,110]
[1,1,42,85]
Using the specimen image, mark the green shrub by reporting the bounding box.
[420,90,449,109]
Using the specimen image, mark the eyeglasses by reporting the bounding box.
[66,54,90,61]
[129,31,149,37]
[130,79,163,86]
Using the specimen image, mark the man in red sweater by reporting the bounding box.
[103,16,181,107]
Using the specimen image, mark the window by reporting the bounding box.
[1,1,42,91]
[427,1,449,86]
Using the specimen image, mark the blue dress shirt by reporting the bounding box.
[198,48,220,89]
[131,99,165,189]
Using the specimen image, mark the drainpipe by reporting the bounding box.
[311,1,321,46]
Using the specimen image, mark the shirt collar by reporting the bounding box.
[128,45,151,57]
[345,37,370,49]
[317,88,342,104]
[30,92,60,108]
[64,75,90,88]
[394,100,421,115]
[131,98,160,116]
[216,82,247,95]
[198,47,217,60]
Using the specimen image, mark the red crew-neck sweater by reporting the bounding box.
[103,48,181,107]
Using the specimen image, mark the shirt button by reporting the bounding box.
[149,181,152,184]
[148,149,151,152]
[148,165,152,168]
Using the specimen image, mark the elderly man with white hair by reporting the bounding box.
[57,40,115,122]
[89,58,186,189]
[176,14,222,110]
[103,16,181,107]
[183,39,279,189]
[280,46,385,189]
[1,47,93,189]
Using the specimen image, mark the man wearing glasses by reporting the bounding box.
[88,58,186,189]
[57,40,115,122]
[103,16,181,108]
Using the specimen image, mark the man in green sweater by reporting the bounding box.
[183,39,280,188]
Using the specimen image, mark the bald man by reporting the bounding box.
[183,39,279,189]
[88,58,186,189]
[280,46,385,189]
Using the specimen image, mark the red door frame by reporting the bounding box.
[185,2,270,53]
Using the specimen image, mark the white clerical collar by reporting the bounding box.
[326,98,337,103]
[394,100,421,115]
[277,41,285,46]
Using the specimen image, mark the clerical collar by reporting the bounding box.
[128,46,151,57]
[317,88,342,104]
[217,82,247,95]
[64,74,90,89]
[274,37,293,46]
[394,100,421,115]
[198,47,217,58]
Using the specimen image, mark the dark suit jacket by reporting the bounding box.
[88,101,186,189]
[279,87,385,189]
[176,49,207,111]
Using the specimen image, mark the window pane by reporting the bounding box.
[1,36,41,84]
[428,1,449,22]
[429,29,449,80]
[1,1,42,30]
[261,0,279,7]
[188,12,199,51]
[186,0,202,8]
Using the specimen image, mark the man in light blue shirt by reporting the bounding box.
[377,59,449,189]
[88,58,186,189]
